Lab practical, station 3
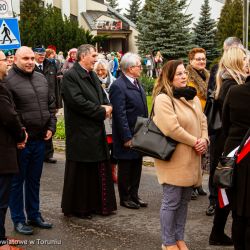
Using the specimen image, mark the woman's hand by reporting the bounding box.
[194,138,208,155]
[124,139,132,148]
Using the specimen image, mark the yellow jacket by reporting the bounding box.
[186,65,210,111]
[188,81,206,110]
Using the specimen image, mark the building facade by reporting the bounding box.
[14,0,138,53]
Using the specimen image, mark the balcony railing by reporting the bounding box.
[95,20,124,30]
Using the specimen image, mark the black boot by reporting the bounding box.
[191,189,198,200]
[209,230,233,246]
[206,203,216,216]
[209,206,232,246]
[197,186,207,195]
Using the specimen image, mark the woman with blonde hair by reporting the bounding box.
[152,60,208,250]
[215,47,248,100]
[208,46,248,246]
[154,51,163,77]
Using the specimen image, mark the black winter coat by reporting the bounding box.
[223,78,250,153]
[5,65,57,140]
[0,83,25,174]
[35,59,62,109]
[210,78,238,167]
[222,76,250,217]
[61,62,110,162]
[109,74,148,159]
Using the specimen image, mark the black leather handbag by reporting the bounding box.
[131,99,177,160]
[213,128,250,188]
[204,90,222,131]
[213,156,236,188]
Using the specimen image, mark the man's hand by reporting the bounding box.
[17,143,25,149]
[194,138,208,155]
[124,139,132,148]
[102,105,113,119]
[44,130,53,141]
[17,131,28,150]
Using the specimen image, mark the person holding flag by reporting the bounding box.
[222,71,250,250]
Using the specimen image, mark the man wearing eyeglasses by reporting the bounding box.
[109,52,148,209]
[0,50,27,249]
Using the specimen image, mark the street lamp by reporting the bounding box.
[243,0,249,49]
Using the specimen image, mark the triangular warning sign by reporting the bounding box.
[0,20,19,45]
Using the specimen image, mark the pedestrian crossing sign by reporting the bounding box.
[0,18,21,50]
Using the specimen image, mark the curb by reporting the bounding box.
[53,139,155,166]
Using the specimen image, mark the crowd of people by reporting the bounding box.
[0,36,249,250]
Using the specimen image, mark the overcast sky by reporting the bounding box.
[118,0,144,13]
[118,0,223,24]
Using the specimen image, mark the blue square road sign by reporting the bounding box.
[0,18,21,50]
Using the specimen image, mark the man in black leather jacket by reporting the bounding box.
[5,46,57,235]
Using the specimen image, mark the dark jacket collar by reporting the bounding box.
[13,64,34,77]
[121,73,140,90]
[245,75,250,84]
[73,62,103,103]
[73,62,92,78]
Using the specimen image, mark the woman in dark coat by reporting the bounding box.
[222,76,250,250]
[208,47,248,245]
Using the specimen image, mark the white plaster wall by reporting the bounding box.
[96,15,117,22]
[128,27,138,53]
[12,0,20,15]
[78,0,86,16]
[87,0,107,11]
[44,0,53,6]
[61,0,70,18]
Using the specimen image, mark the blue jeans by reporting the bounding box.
[9,140,45,224]
[160,184,192,246]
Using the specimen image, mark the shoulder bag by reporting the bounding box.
[204,89,222,131]
[131,97,177,160]
[213,128,250,188]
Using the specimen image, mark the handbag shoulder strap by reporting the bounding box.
[237,128,250,155]
[150,93,175,119]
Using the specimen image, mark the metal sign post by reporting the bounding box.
[243,0,249,49]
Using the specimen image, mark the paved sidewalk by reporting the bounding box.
[4,152,233,250]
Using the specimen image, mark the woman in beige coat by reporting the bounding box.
[152,60,208,250]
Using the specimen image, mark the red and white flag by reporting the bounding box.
[218,188,229,208]
[237,137,250,164]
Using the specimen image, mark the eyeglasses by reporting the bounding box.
[0,58,7,62]
[96,68,106,72]
[175,71,188,77]
[194,58,206,62]
[132,64,143,69]
[36,53,46,56]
